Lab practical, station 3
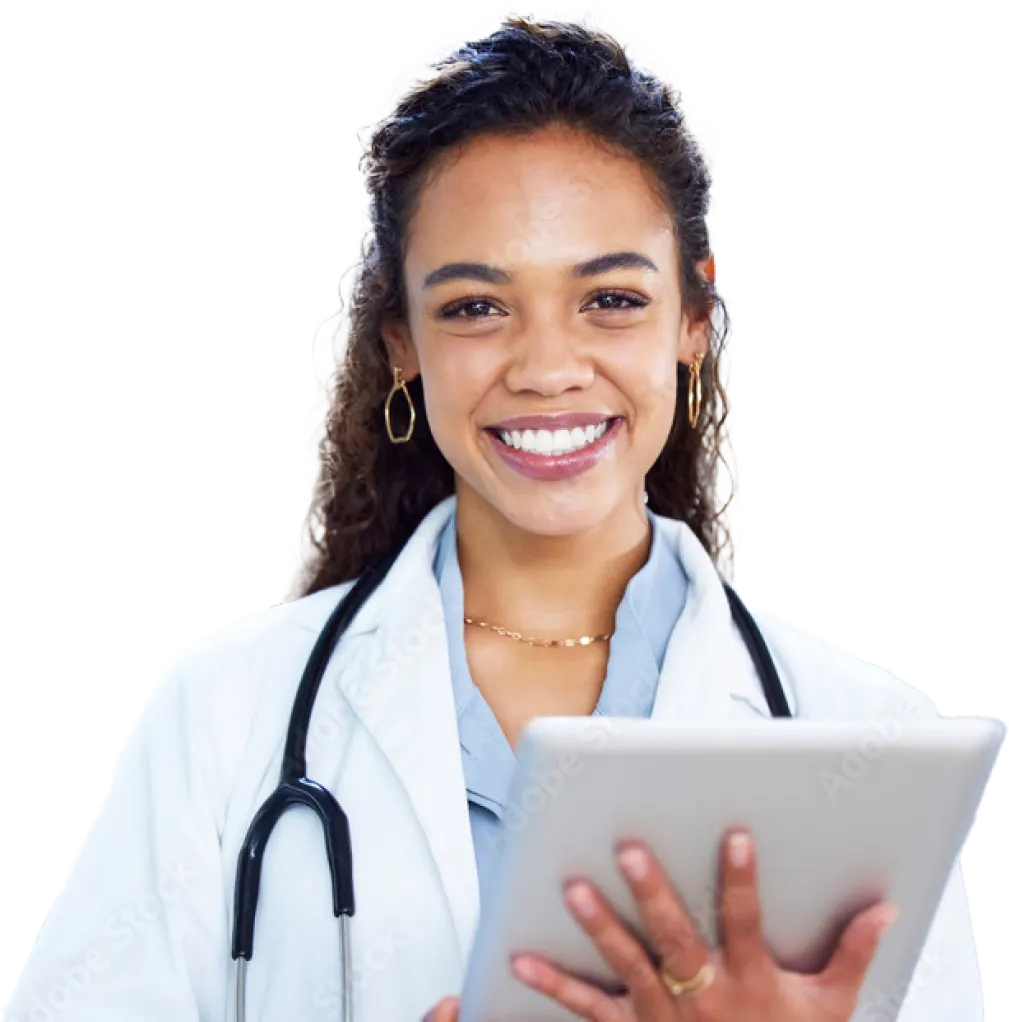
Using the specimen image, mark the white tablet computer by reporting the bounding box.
[458,716,1004,1022]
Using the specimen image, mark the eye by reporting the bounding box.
[436,297,505,320]
[582,289,650,313]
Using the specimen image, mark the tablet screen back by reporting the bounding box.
[459,716,1003,1022]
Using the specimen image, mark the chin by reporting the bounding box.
[480,484,629,538]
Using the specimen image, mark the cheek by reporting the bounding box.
[608,343,679,418]
[417,348,493,445]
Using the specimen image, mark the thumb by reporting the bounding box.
[817,903,898,993]
[423,995,461,1022]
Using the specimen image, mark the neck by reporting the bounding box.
[453,485,651,639]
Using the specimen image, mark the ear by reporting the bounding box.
[379,318,421,380]
[675,253,715,365]
[676,314,709,366]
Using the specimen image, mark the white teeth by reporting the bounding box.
[497,420,612,455]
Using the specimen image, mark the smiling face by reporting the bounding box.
[381,122,710,538]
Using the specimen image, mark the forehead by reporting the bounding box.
[403,124,677,281]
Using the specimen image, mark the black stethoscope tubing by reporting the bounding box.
[230,543,791,1020]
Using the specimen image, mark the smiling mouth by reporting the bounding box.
[487,417,620,457]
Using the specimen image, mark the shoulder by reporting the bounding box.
[119,580,361,828]
[750,607,941,722]
[654,511,943,723]
[169,581,353,684]
[163,581,359,721]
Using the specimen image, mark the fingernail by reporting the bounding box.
[512,955,538,982]
[617,845,649,881]
[728,832,752,868]
[876,905,899,937]
[565,881,597,918]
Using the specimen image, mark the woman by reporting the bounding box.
[7,15,983,1022]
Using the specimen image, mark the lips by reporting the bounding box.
[484,416,623,481]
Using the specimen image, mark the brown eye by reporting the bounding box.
[437,298,504,320]
[583,290,649,312]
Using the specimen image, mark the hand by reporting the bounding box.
[509,829,898,1021]
[423,995,460,1021]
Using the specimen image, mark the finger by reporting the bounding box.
[816,903,899,994]
[717,829,770,977]
[615,842,711,994]
[561,878,670,1018]
[511,953,624,1022]
[422,995,460,1022]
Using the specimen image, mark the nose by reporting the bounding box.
[503,323,595,397]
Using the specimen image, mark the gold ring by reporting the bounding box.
[659,961,716,999]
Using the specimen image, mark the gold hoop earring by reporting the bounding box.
[384,366,416,444]
[687,352,704,429]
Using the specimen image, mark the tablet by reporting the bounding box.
[458,715,1004,1022]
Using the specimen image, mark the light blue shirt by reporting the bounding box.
[432,508,689,909]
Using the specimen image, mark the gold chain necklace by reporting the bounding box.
[463,616,613,648]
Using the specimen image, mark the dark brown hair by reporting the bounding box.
[288,15,734,600]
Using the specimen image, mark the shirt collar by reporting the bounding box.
[432,505,690,718]
[432,508,475,721]
[611,507,680,674]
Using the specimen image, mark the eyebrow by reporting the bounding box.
[421,250,659,290]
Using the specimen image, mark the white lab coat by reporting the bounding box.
[6,496,984,1022]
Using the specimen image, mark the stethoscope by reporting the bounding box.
[230,541,792,1022]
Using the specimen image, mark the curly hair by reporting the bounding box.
[288,15,735,600]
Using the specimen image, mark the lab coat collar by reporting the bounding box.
[650,514,793,721]
[336,494,784,718]
[324,496,480,961]
[306,494,783,710]
[339,496,458,640]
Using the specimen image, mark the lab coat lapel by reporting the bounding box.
[650,517,794,720]
[334,497,482,962]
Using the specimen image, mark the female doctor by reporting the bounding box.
[8,14,983,1022]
